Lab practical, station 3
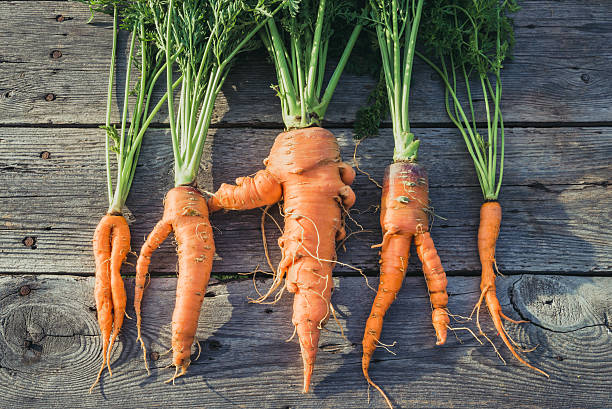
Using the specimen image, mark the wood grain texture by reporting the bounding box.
[0,274,610,408]
[1,1,611,125]
[0,127,609,275]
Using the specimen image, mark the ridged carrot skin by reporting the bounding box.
[91,213,130,391]
[209,127,355,393]
[135,186,215,379]
[362,162,449,400]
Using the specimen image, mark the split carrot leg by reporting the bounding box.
[135,218,172,370]
[476,201,548,377]
[362,233,411,408]
[414,232,449,345]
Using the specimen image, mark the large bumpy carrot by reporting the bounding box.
[209,127,356,392]
[475,202,548,377]
[91,214,130,389]
[362,162,449,403]
[135,186,215,380]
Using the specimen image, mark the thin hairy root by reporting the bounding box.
[353,137,383,189]
[364,373,393,409]
[261,205,281,273]
[136,324,150,375]
[448,325,483,345]
[89,361,105,394]
[194,337,202,361]
[500,310,528,324]
[330,303,348,343]
[286,324,298,343]
[164,365,186,385]
[375,339,397,355]
[446,310,474,324]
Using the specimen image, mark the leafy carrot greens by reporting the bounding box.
[418,0,519,200]
[260,0,365,129]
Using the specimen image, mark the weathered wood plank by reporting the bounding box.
[0,275,610,408]
[1,1,612,125]
[0,127,610,274]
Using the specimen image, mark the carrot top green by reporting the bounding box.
[418,0,519,199]
[260,0,365,129]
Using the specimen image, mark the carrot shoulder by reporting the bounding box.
[210,127,355,393]
[135,186,215,381]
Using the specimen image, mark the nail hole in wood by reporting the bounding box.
[22,236,37,249]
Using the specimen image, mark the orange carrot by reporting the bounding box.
[91,214,130,392]
[209,127,356,392]
[362,162,449,407]
[475,201,549,377]
[135,186,215,381]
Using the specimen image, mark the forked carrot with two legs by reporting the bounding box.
[419,0,549,378]
[358,1,450,407]
[133,0,288,382]
[86,2,171,391]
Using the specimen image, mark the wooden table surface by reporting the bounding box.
[1,1,611,408]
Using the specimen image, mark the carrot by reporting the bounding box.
[91,214,130,390]
[362,162,449,407]
[85,1,170,392]
[354,1,452,406]
[419,0,548,377]
[210,127,356,392]
[475,202,549,377]
[208,0,364,393]
[132,0,287,382]
[135,186,214,379]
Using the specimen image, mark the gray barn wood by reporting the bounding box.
[1,1,612,126]
[0,127,609,274]
[0,275,610,409]
[1,0,611,407]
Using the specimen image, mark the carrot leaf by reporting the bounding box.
[418,0,518,200]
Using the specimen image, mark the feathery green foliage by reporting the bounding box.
[260,0,366,129]
[418,0,519,199]
[151,0,288,186]
[79,0,173,214]
[353,70,388,139]
[366,0,425,162]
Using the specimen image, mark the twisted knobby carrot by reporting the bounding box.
[209,127,356,392]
